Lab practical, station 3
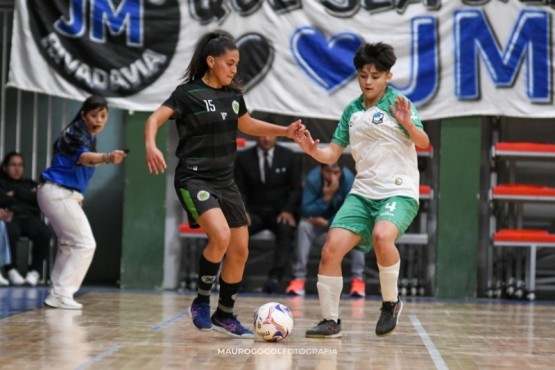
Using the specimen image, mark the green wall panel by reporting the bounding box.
[120,112,167,289]
[436,117,481,298]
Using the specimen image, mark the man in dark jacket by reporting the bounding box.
[235,136,302,293]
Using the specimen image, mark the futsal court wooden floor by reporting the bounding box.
[0,287,554,370]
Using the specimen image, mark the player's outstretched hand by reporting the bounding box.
[390,96,413,129]
[295,128,319,155]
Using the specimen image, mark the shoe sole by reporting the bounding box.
[305,331,343,338]
[212,324,254,339]
[43,299,82,310]
[188,306,212,331]
[375,301,403,337]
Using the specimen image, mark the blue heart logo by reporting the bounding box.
[291,27,363,92]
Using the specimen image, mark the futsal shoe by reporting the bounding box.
[285,279,305,296]
[211,313,254,338]
[44,294,83,310]
[305,319,342,338]
[349,278,366,298]
[7,268,25,286]
[375,296,403,337]
[188,299,212,331]
[25,270,40,286]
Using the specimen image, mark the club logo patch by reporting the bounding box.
[232,101,240,114]
[372,112,384,124]
[197,190,210,201]
[27,0,180,97]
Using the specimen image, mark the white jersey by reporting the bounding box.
[331,86,423,201]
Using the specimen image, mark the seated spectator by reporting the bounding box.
[0,152,53,286]
[235,136,302,293]
[0,209,12,286]
[286,162,367,297]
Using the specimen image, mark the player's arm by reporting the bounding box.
[79,151,127,167]
[238,113,303,140]
[295,129,345,164]
[145,105,174,174]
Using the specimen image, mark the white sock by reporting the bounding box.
[316,274,343,322]
[378,260,400,302]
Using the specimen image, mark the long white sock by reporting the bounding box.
[378,260,400,302]
[316,274,343,322]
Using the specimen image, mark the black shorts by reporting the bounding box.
[175,179,248,229]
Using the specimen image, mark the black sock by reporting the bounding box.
[215,277,241,318]
[194,253,220,304]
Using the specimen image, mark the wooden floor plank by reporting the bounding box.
[1,288,554,369]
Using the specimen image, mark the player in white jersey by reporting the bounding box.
[295,42,430,338]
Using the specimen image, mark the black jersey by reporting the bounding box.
[163,79,248,187]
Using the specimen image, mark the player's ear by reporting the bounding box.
[206,55,215,69]
[386,71,393,82]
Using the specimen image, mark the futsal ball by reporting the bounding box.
[254,302,294,342]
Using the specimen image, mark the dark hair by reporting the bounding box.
[1,151,23,170]
[353,42,397,72]
[182,30,242,92]
[70,95,109,124]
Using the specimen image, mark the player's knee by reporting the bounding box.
[372,229,395,248]
[320,244,341,266]
[227,245,249,264]
[208,228,232,250]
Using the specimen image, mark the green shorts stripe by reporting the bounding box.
[179,188,199,220]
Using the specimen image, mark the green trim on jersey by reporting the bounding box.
[331,86,423,147]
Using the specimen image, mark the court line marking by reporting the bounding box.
[409,314,449,370]
[75,343,123,370]
[151,309,189,332]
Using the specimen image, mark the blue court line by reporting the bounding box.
[151,309,190,332]
[74,343,123,370]
[409,315,449,370]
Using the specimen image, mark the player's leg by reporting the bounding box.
[373,196,419,337]
[188,208,230,330]
[209,183,253,338]
[211,225,253,338]
[176,181,228,331]
[306,228,360,338]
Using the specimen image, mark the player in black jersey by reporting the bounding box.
[144,31,304,338]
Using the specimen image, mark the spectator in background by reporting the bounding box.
[0,208,12,286]
[0,152,52,286]
[286,162,366,297]
[235,135,302,293]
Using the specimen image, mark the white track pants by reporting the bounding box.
[37,183,96,299]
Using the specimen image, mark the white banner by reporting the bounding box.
[8,1,555,121]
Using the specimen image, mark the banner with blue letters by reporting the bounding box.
[7,0,555,121]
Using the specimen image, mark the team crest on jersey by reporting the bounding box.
[232,101,240,114]
[197,190,210,201]
[221,112,228,120]
[372,112,384,124]
[27,0,180,97]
